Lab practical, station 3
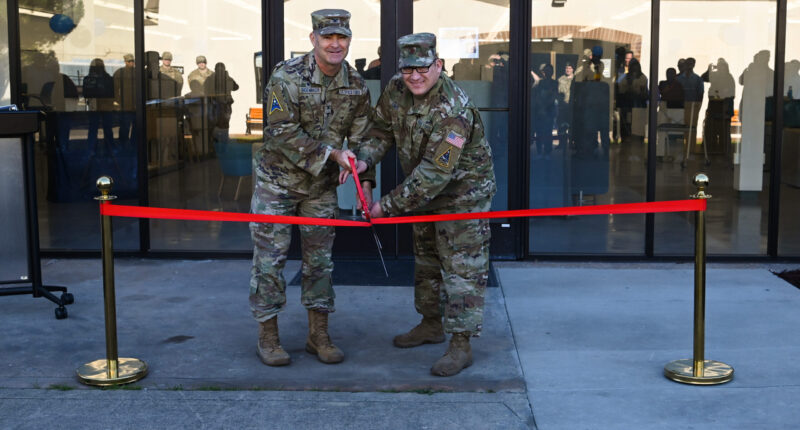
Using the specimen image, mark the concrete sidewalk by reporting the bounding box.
[1,259,798,429]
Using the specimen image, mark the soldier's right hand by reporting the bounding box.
[330,148,358,171]
[338,158,368,184]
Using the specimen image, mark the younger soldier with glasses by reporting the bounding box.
[348,33,497,376]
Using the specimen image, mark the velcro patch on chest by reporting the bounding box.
[300,86,322,94]
[338,89,363,96]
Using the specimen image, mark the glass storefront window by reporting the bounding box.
[145,0,262,250]
[528,0,651,254]
[1,0,10,106]
[19,0,139,251]
[655,1,776,255]
[778,4,800,256]
[413,0,511,212]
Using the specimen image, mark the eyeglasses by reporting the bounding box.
[400,65,431,75]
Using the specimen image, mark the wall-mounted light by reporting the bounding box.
[552,0,566,7]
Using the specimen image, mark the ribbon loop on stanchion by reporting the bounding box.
[664,173,734,385]
[76,176,148,387]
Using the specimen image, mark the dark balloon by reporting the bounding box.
[49,14,76,34]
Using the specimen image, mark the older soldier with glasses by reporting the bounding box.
[348,33,496,376]
[250,9,371,366]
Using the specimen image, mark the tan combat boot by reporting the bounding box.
[305,309,344,364]
[257,316,290,366]
[393,316,446,348]
[430,332,473,377]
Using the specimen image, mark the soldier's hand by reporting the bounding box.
[358,181,373,210]
[330,149,358,171]
[338,159,368,184]
[368,201,384,219]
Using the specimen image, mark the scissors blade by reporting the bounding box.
[371,226,389,277]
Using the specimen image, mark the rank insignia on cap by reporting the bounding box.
[445,131,465,148]
[269,91,284,115]
[436,147,452,168]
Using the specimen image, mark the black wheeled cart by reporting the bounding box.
[0,110,73,319]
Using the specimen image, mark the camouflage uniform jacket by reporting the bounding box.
[358,74,496,215]
[257,53,371,195]
[160,65,184,94]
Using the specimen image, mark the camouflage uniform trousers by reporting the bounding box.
[249,180,338,322]
[412,201,491,335]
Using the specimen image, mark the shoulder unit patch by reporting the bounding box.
[436,147,452,168]
[269,91,284,115]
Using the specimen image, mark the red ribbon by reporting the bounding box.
[100,199,705,226]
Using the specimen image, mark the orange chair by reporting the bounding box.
[245,107,263,135]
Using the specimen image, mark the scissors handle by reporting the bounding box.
[349,157,371,221]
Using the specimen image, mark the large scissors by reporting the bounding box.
[349,157,388,277]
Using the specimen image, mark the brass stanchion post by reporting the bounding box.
[76,176,148,386]
[664,173,734,385]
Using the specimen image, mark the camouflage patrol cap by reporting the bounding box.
[123,53,134,62]
[397,33,437,68]
[311,9,351,37]
[196,55,207,64]
[162,51,173,61]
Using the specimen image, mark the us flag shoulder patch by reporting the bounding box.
[445,131,465,148]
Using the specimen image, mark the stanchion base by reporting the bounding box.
[76,358,148,386]
[664,359,734,385]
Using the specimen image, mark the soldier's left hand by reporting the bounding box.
[368,202,384,218]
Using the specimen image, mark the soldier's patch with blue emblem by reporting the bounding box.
[269,91,284,115]
[436,147,452,168]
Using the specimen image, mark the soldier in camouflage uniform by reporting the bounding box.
[250,9,371,366]
[159,51,184,93]
[353,33,496,377]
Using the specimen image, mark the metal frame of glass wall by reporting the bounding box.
[5,0,794,260]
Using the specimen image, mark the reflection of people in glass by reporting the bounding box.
[204,62,239,144]
[701,58,735,155]
[556,62,573,140]
[160,51,184,94]
[736,50,773,191]
[146,50,182,166]
[676,57,704,148]
[659,67,684,109]
[83,58,115,151]
[113,53,136,145]
[617,58,648,141]
[531,63,558,158]
[575,46,604,82]
[362,46,381,79]
[186,55,213,155]
[784,60,800,99]
[37,52,78,147]
[570,68,610,200]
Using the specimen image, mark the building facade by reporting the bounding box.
[1,0,799,260]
